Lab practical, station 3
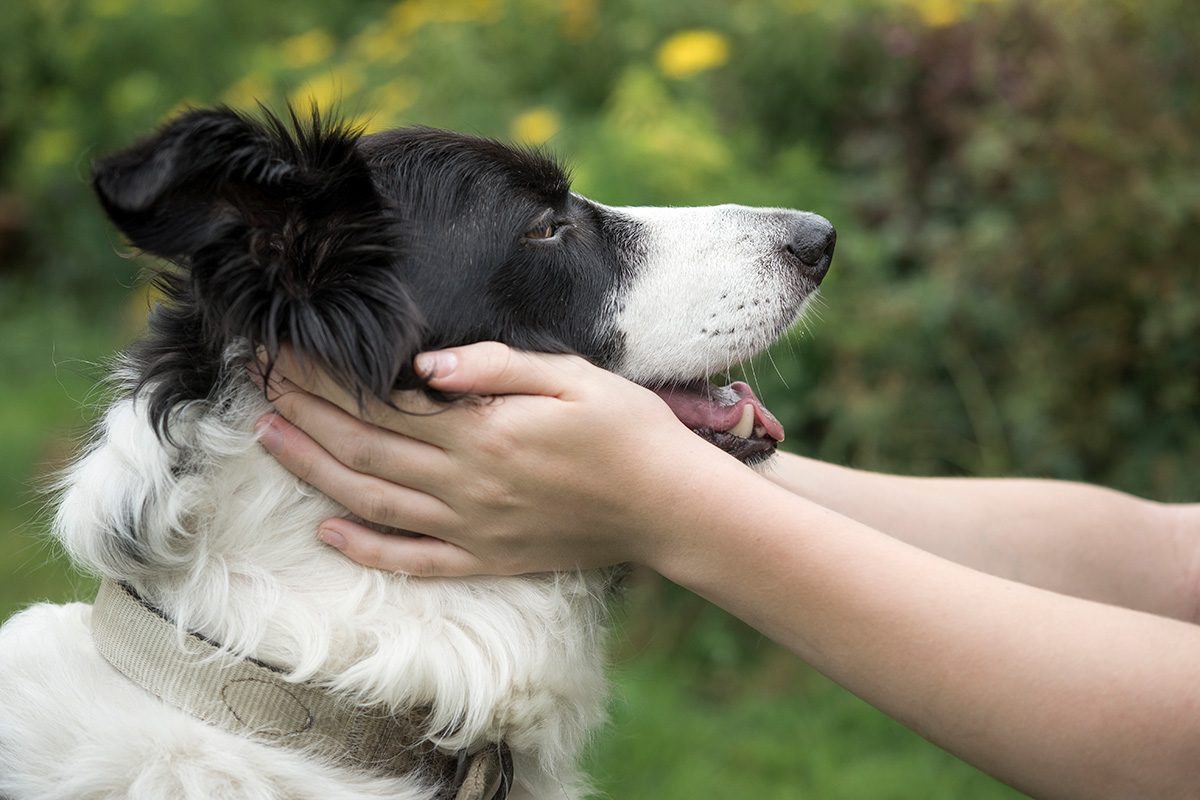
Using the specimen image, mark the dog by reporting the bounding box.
[0,106,834,800]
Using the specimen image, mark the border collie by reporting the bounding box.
[0,107,834,800]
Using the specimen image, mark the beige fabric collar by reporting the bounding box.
[91,579,511,800]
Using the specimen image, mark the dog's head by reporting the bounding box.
[94,106,833,463]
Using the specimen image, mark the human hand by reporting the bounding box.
[255,342,740,576]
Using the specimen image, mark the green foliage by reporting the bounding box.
[2,0,1197,796]
[0,288,116,619]
[744,0,1200,499]
[589,653,1019,799]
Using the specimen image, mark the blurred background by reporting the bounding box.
[2,0,1197,796]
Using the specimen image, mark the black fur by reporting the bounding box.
[93,106,637,438]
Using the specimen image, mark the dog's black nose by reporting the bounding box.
[785,216,836,283]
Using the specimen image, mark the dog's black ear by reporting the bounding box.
[94,106,426,426]
[93,107,293,259]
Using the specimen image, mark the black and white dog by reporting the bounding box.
[0,107,833,799]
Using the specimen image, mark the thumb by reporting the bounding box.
[415,341,582,397]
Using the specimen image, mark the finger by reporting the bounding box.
[256,412,454,533]
[415,342,590,398]
[256,347,374,415]
[271,347,441,416]
[318,518,501,578]
[263,384,450,495]
[264,347,460,446]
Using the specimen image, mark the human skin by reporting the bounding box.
[256,342,1200,799]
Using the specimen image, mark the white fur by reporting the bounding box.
[0,378,611,799]
[607,204,823,384]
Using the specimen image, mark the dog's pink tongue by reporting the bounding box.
[653,381,785,442]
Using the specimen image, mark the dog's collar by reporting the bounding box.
[90,579,512,800]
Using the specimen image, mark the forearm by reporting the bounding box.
[765,452,1200,621]
[264,346,1200,796]
[654,464,1200,799]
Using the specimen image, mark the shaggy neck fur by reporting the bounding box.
[54,369,613,795]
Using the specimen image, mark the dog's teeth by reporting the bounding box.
[753,425,765,438]
[730,405,755,438]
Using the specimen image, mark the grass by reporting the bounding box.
[589,650,1020,799]
[0,286,1024,798]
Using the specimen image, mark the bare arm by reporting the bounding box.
[652,465,1200,800]
[257,343,1200,799]
[764,453,1200,622]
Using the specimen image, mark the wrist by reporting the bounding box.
[638,449,782,582]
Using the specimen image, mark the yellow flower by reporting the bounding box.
[289,68,363,113]
[656,30,731,79]
[351,23,410,64]
[281,30,335,70]
[561,0,596,40]
[386,0,498,36]
[386,0,429,35]
[369,80,419,117]
[158,98,201,123]
[510,107,560,146]
[344,112,383,134]
[222,75,273,109]
[916,0,965,27]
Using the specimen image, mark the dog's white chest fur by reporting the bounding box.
[0,391,612,800]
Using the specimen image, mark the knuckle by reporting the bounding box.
[497,344,517,374]
[405,554,440,578]
[478,341,509,362]
[390,389,422,412]
[358,489,397,527]
[294,457,319,485]
[475,342,515,390]
[398,390,439,417]
[467,477,517,511]
[569,356,597,381]
[262,379,286,406]
[475,425,517,460]
[353,535,385,567]
[344,438,379,474]
[487,406,520,437]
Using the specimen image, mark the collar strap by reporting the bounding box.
[91,579,512,800]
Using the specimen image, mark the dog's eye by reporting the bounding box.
[524,223,558,240]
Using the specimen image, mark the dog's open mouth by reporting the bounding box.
[651,380,783,463]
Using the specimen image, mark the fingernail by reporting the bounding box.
[255,414,282,451]
[319,528,346,550]
[415,351,457,379]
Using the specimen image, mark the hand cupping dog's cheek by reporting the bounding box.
[256,367,453,497]
[255,411,458,540]
[260,342,737,577]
